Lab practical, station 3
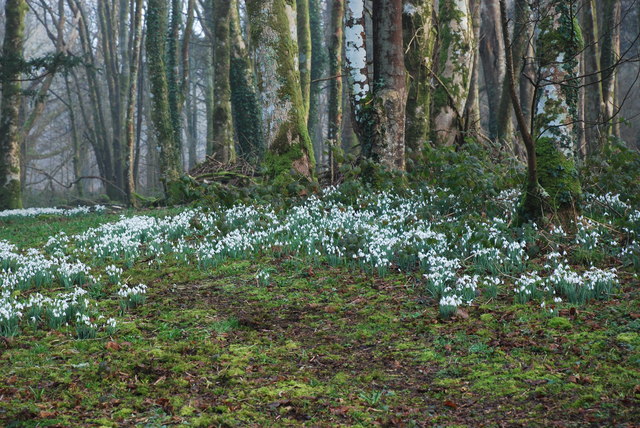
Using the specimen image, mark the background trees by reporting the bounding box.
[0,0,638,218]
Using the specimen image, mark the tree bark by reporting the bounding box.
[307,0,327,152]
[327,0,344,182]
[532,0,582,214]
[125,0,144,207]
[297,0,312,120]
[230,0,265,162]
[371,0,406,170]
[0,0,27,209]
[463,0,481,136]
[600,0,621,139]
[403,0,436,164]
[432,0,474,146]
[147,0,182,196]
[345,0,373,156]
[212,0,237,163]
[246,0,316,182]
[580,0,603,156]
[480,0,506,139]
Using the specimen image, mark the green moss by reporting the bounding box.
[480,313,495,323]
[548,317,572,330]
[616,332,639,346]
[536,137,582,209]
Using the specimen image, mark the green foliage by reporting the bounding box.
[581,139,640,206]
[415,142,525,207]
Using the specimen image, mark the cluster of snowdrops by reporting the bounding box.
[0,186,638,338]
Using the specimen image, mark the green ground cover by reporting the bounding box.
[0,190,638,426]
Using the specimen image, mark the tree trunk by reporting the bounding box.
[297,0,312,120]
[600,0,621,140]
[125,0,144,207]
[371,0,406,170]
[167,0,183,160]
[230,0,265,162]
[432,0,474,146]
[496,0,533,153]
[212,0,237,163]
[247,0,316,182]
[403,0,436,164]
[580,0,603,156]
[345,0,374,157]
[0,0,27,210]
[532,0,582,214]
[147,0,182,196]
[463,0,481,136]
[480,0,506,139]
[307,0,327,152]
[327,0,344,182]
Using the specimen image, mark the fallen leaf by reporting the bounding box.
[444,400,458,409]
[455,309,469,319]
[106,341,120,351]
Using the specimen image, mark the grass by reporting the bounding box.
[0,206,639,426]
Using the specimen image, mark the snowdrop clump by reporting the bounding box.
[1,186,633,334]
[0,205,105,219]
[117,283,147,310]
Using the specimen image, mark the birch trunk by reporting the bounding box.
[345,0,373,156]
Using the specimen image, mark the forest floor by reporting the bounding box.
[0,199,639,427]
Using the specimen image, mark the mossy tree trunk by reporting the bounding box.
[247,0,316,183]
[432,0,474,146]
[403,0,436,165]
[296,0,312,120]
[371,0,406,170]
[146,0,182,196]
[0,0,27,210]
[212,0,237,163]
[327,0,344,182]
[230,0,265,163]
[531,0,582,215]
[167,0,183,162]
